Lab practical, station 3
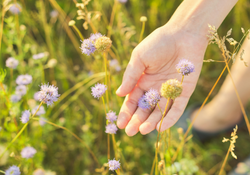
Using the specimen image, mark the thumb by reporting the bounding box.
[116,56,145,97]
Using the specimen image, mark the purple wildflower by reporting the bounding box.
[21,146,37,159]
[5,165,21,175]
[138,95,151,110]
[39,117,47,126]
[32,52,48,60]
[91,83,107,99]
[6,57,19,69]
[9,3,22,14]
[16,74,32,85]
[145,89,161,106]
[108,159,121,171]
[16,85,27,96]
[105,123,118,134]
[80,39,96,56]
[20,110,30,124]
[89,33,102,42]
[176,59,195,76]
[106,111,117,123]
[38,83,60,106]
[32,106,45,116]
[10,94,22,102]
[50,10,59,18]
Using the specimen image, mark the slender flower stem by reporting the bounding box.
[103,53,110,108]
[32,117,100,166]
[218,144,231,175]
[0,170,5,174]
[107,0,118,38]
[150,157,156,175]
[72,25,84,41]
[112,134,118,160]
[9,69,13,94]
[0,102,43,158]
[139,21,146,43]
[181,75,184,84]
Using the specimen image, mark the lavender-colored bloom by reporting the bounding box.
[118,0,127,3]
[32,52,48,60]
[80,39,96,56]
[38,83,60,106]
[105,123,118,134]
[10,94,22,102]
[145,89,161,106]
[5,165,21,175]
[16,85,27,96]
[39,117,47,126]
[16,74,32,85]
[109,59,121,72]
[176,59,195,76]
[6,57,19,69]
[106,111,117,123]
[20,110,30,124]
[108,159,121,171]
[91,83,107,99]
[50,10,59,18]
[89,33,102,42]
[138,95,151,110]
[21,146,37,159]
[32,106,45,116]
[9,3,22,14]
[34,92,40,101]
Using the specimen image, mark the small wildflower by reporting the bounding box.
[20,110,30,124]
[16,74,32,85]
[89,33,102,42]
[10,94,22,102]
[138,95,151,110]
[21,146,37,159]
[105,123,118,134]
[108,159,121,171]
[161,79,182,99]
[94,36,112,52]
[80,39,96,55]
[6,57,19,69]
[39,117,47,126]
[91,83,107,99]
[106,111,117,123]
[16,85,27,96]
[32,106,45,116]
[9,3,22,14]
[38,83,60,106]
[176,59,195,76]
[145,89,161,106]
[32,52,48,60]
[5,165,21,175]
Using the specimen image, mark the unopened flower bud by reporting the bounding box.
[68,20,76,26]
[47,59,57,68]
[140,16,147,22]
[94,36,112,52]
[160,79,182,99]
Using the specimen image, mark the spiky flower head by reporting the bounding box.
[20,110,30,124]
[80,39,96,56]
[105,123,118,134]
[138,95,151,110]
[5,165,21,175]
[21,146,37,159]
[38,83,60,106]
[6,57,19,69]
[108,159,121,171]
[161,79,182,99]
[94,36,112,52]
[145,89,161,106]
[10,94,22,102]
[16,74,32,85]
[176,59,195,76]
[91,83,107,99]
[106,111,118,123]
[15,85,27,96]
[32,106,45,116]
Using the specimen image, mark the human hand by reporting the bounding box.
[116,23,208,136]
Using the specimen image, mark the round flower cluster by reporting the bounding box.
[161,79,183,100]
[21,146,37,159]
[138,88,161,110]
[6,57,19,69]
[5,165,21,175]
[105,111,118,134]
[108,159,121,171]
[16,74,32,85]
[91,83,107,99]
[37,83,60,106]
[106,111,118,123]
[176,59,195,76]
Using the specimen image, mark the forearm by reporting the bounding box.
[168,0,238,40]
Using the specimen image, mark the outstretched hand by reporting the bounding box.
[116,23,208,136]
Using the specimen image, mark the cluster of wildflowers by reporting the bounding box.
[37,83,60,106]
[21,146,37,159]
[105,111,118,134]
[91,83,107,99]
[108,159,121,171]
[5,165,21,175]
[80,33,112,55]
[138,89,161,110]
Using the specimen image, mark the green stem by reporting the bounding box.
[72,25,84,41]
[103,53,110,109]
[181,75,184,84]
[0,170,5,174]
[139,21,145,42]
[9,69,13,94]
[112,134,118,160]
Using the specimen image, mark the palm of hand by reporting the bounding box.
[116,25,207,136]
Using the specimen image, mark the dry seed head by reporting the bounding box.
[95,36,112,52]
[160,79,182,99]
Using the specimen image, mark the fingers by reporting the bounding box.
[117,86,144,129]
[116,52,145,97]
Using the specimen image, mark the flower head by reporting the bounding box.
[6,57,19,69]
[106,111,117,123]
[105,123,118,134]
[9,3,22,14]
[80,39,96,56]
[160,79,182,99]
[21,146,37,159]
[91,83,107,99]
[5,165,21,175]
[94,36,112,52]
[108,159,121,171]
[176,59,195,76]
[145,89,161,106]
[38,83,60,106]
[20,110,30,124]
[32,106,45,116]
[16,74,32,85]
[89,33,102,42]
[138,95,151,110]
[10,94,22,102]
[16,85,27,96]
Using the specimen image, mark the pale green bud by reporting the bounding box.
[160,79,182,99]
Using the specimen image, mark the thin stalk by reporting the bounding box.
[181,75,184,84]
[15,13,22,56]
[112,134,118,160]
[72,25,84,41]
[150,157,156,175]
[32,117,100,166]
[9,69,13,94]
[103,53,110,108]
[218,144,231,175]
[0,170,5,174]
[107,0,118,38]
[0,5,5,62]
[139,21,146,42]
